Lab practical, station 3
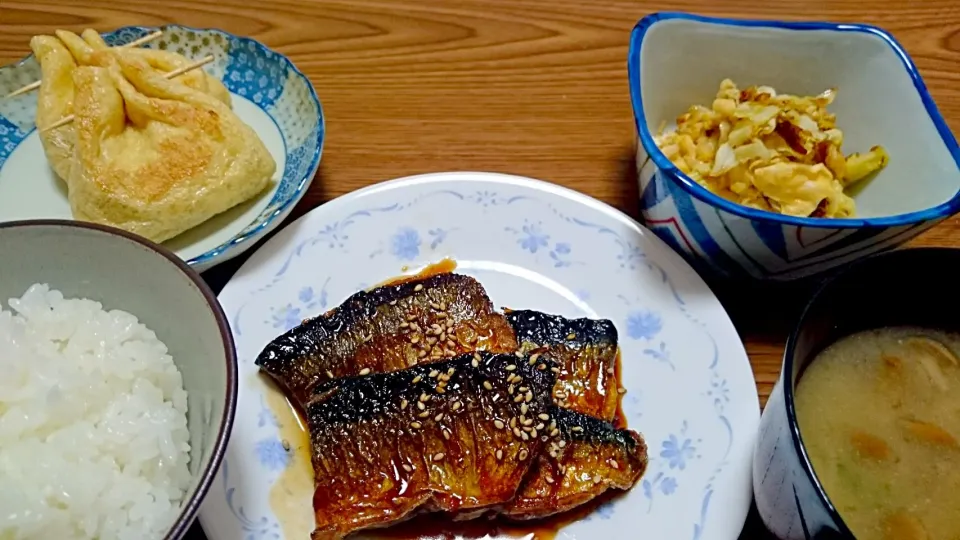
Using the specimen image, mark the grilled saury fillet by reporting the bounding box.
[507,309,619,420]
[258,273,647,531]
[502,310,642,519]
[257,273,519,406]
[501,406,647,519]
[307,351,558,540]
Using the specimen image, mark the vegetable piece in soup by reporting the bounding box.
[795,327,960,540]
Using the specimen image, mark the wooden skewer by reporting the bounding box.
[119,29,165,48]
[4,30,164,99]
[41,55,215,132]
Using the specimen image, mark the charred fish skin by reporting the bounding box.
[256,273,518,406]
[502,406,648,520]
[506,309,619,420]
[307,352,559,540]
[507,309,618,348]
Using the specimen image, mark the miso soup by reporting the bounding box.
[795,327,960,540]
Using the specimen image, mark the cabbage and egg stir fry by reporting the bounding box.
[654,79,889,218]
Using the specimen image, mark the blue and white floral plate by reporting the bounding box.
[0,26,323,272]
[201,172,760,539]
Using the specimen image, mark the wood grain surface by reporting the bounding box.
[3,1,960,538]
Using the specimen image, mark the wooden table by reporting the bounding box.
[3,0,959,538]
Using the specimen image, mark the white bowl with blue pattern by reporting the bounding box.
[629,12,960,281]
[0,25,323,272]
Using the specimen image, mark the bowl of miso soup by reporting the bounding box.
[753,247,960,540]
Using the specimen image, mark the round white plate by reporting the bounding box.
[200,172,759,540]
[0,26,324,272]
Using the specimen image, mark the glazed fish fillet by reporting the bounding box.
[507,309,620,420]
[258,273,647,529]
[256,273,519,406]
[502,309,643,519]
[501,406,647,519]
[306,352,557,539]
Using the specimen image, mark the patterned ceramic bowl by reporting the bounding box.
[0,219,237,540]
[628,12,960,280]
[753,247,960,538]
[0,25,324,272]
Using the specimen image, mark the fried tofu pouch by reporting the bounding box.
[30,29,275,243]
[67,51,275,242]
[31,29,231,183]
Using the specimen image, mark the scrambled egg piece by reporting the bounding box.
[654,79,889,218]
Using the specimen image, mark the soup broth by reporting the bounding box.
[795,327,960,540]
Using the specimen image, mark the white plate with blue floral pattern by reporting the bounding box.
[201,171,759,540]
[0,26,323,272]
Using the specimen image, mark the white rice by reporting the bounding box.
[0,284,190,540]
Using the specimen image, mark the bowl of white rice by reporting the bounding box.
[0,220,237,540]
